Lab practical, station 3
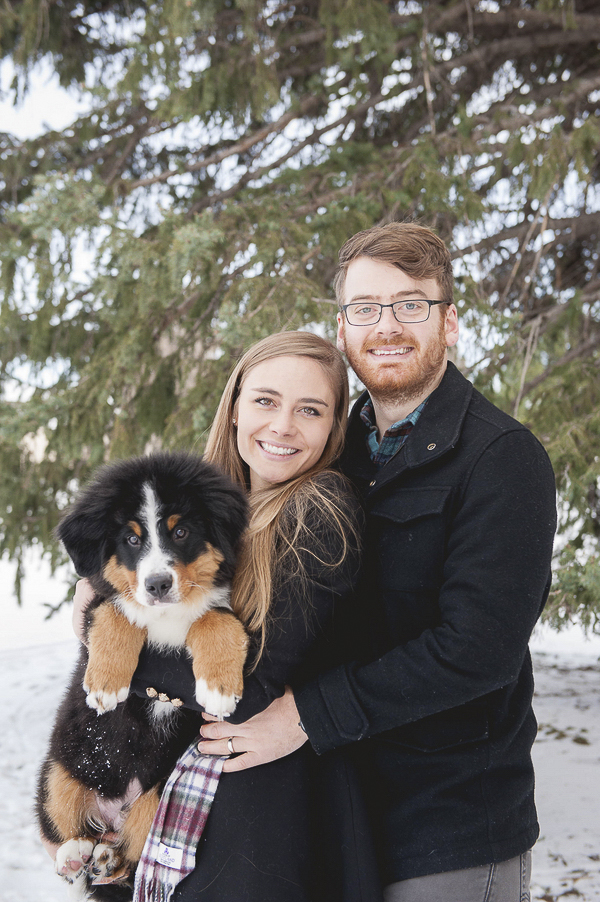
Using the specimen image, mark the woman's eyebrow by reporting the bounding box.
[249,387,329,407]
[299,397,329,407]
[249,387,281,396]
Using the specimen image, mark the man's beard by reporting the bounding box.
[343,317,448,406]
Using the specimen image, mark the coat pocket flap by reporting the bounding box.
[371,487,452,524]
[386,704,489,753]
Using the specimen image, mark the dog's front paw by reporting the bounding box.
[84,683,129,714]
[55,837,95,882]
[195,678,239,720]
[89,842,130,885]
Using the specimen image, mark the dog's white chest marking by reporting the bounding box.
[118,586,231,648]
[152,699,177,720]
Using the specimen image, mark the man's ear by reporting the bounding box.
[444,304,459,348]
[336,312,346,352]
[56,509,107,577]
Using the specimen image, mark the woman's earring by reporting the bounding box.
[233,418,237,426]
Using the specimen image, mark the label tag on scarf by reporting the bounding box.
[156,843,184,870]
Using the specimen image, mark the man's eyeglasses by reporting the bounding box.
[341,299,448,326]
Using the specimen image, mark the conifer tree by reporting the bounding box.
[1,0,599,623]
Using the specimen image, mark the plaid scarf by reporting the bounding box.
[133,743,225,902]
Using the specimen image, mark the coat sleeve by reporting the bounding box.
[294,429,557,754]
[130,479,362,723]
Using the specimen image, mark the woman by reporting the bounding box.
[74,332,381,901]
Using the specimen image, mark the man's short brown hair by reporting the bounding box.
[333,222,454,306]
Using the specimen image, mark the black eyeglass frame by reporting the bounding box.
[340,299,449,325]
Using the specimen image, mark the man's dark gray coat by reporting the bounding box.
[295,361,557,884]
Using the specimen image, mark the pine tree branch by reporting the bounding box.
[187,77,421,213]
[520,333,600,399]
[104,116,155,186]
[466,9,600,35]
[128,95,322,191]
[472,76,600,140]
[451,213,600,262]
[436,26,600,79]
[500,188,553,309]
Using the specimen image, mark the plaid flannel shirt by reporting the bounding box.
[360,396,427,468]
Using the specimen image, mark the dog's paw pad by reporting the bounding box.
[90,842,123,879]
[195,678,237,719]
[84,686,129,713]
[55,838,95,881]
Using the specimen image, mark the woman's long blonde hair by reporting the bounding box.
[204,331,357,662]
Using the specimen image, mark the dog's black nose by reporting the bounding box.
[145,573,173,599]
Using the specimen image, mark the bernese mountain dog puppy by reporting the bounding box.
[37,452,248,900]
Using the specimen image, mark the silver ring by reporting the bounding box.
[227,737,235,755]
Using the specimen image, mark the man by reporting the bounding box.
[202,223,557,900]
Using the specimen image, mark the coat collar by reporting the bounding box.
[343,362,473,494]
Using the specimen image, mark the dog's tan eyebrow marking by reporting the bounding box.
[167,515,181,531]
[127,521,142,537]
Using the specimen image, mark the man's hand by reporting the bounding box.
[197,686,307,773]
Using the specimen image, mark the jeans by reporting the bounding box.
[383,851,532,902]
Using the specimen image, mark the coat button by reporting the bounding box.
[427,443,437,450]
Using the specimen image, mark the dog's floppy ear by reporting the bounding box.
[187,461,248,571]
[56,507,108,577]
[203,479,248,565]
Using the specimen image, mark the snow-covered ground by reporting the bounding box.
[1,555,600,901]
[529,627,600,901]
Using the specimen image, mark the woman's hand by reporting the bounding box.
[73,578,95,644]
[40,833,60,860]
[197,686,307,773]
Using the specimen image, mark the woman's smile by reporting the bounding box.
[257,440,301,457]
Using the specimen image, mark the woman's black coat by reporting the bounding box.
[131,472,381,902]
[295,362,558,885]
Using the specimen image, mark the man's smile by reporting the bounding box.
[369,346,414,357]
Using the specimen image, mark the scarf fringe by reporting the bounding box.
[134,876,175,902]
